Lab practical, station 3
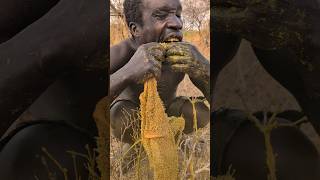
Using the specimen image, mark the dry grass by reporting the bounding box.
[39,145,100,180]
[110,21,129,46]
[109,105,210,179]
[108,68,210,180]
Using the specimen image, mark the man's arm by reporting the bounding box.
[189,59,210,100]
[110,39,136,74]
[109,39,135,102]
[188,50,210,101]
[165,42,210,100]
[110,42,165,102]
[110,65,133,102]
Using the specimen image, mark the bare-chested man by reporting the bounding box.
[110,0,210,145]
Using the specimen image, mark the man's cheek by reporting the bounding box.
[147,33,159,42]
[142,28,157,42]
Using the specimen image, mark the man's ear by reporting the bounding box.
[129,22,141,38]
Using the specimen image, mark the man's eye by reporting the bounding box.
[153,12,168,19]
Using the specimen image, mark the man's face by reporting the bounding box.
[134,0,183,45]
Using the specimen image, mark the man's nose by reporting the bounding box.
[167,16,183,30]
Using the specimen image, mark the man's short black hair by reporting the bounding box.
[123,0,144,26]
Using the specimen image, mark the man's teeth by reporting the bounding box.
[166,37,179,42]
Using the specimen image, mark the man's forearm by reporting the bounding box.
[110,67,132,103]
[191,76,210,101]
[191,60,210,101]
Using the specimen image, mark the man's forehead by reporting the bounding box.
[142,0,182,11]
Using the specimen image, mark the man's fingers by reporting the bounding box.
[166,56,191,73]
[151,48,166,62]
[166,55,190,64]
[140,61,161,84]
[153,65,162,80]
[171,64,190,73]
[165,44,189,57]
[153,58,162,69]
[145,61,161,82]
[146,43,166,62]
[150,59,162,77]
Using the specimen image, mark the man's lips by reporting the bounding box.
[162,33,183,43]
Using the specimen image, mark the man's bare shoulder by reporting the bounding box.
[110,39,136,73]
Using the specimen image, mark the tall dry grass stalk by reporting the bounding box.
[40,145,99,180]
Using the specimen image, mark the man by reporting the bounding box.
[110,0,210,145]
[0,0,107,179]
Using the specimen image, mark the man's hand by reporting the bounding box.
[165,42,210,99]
[213,0,315,49]
[110,42,166,102]
[165,42,209,81]
[123,42,166,84]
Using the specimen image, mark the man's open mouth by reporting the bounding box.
[162,36,182,43]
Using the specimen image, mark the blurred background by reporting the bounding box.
[213,40,320,151]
